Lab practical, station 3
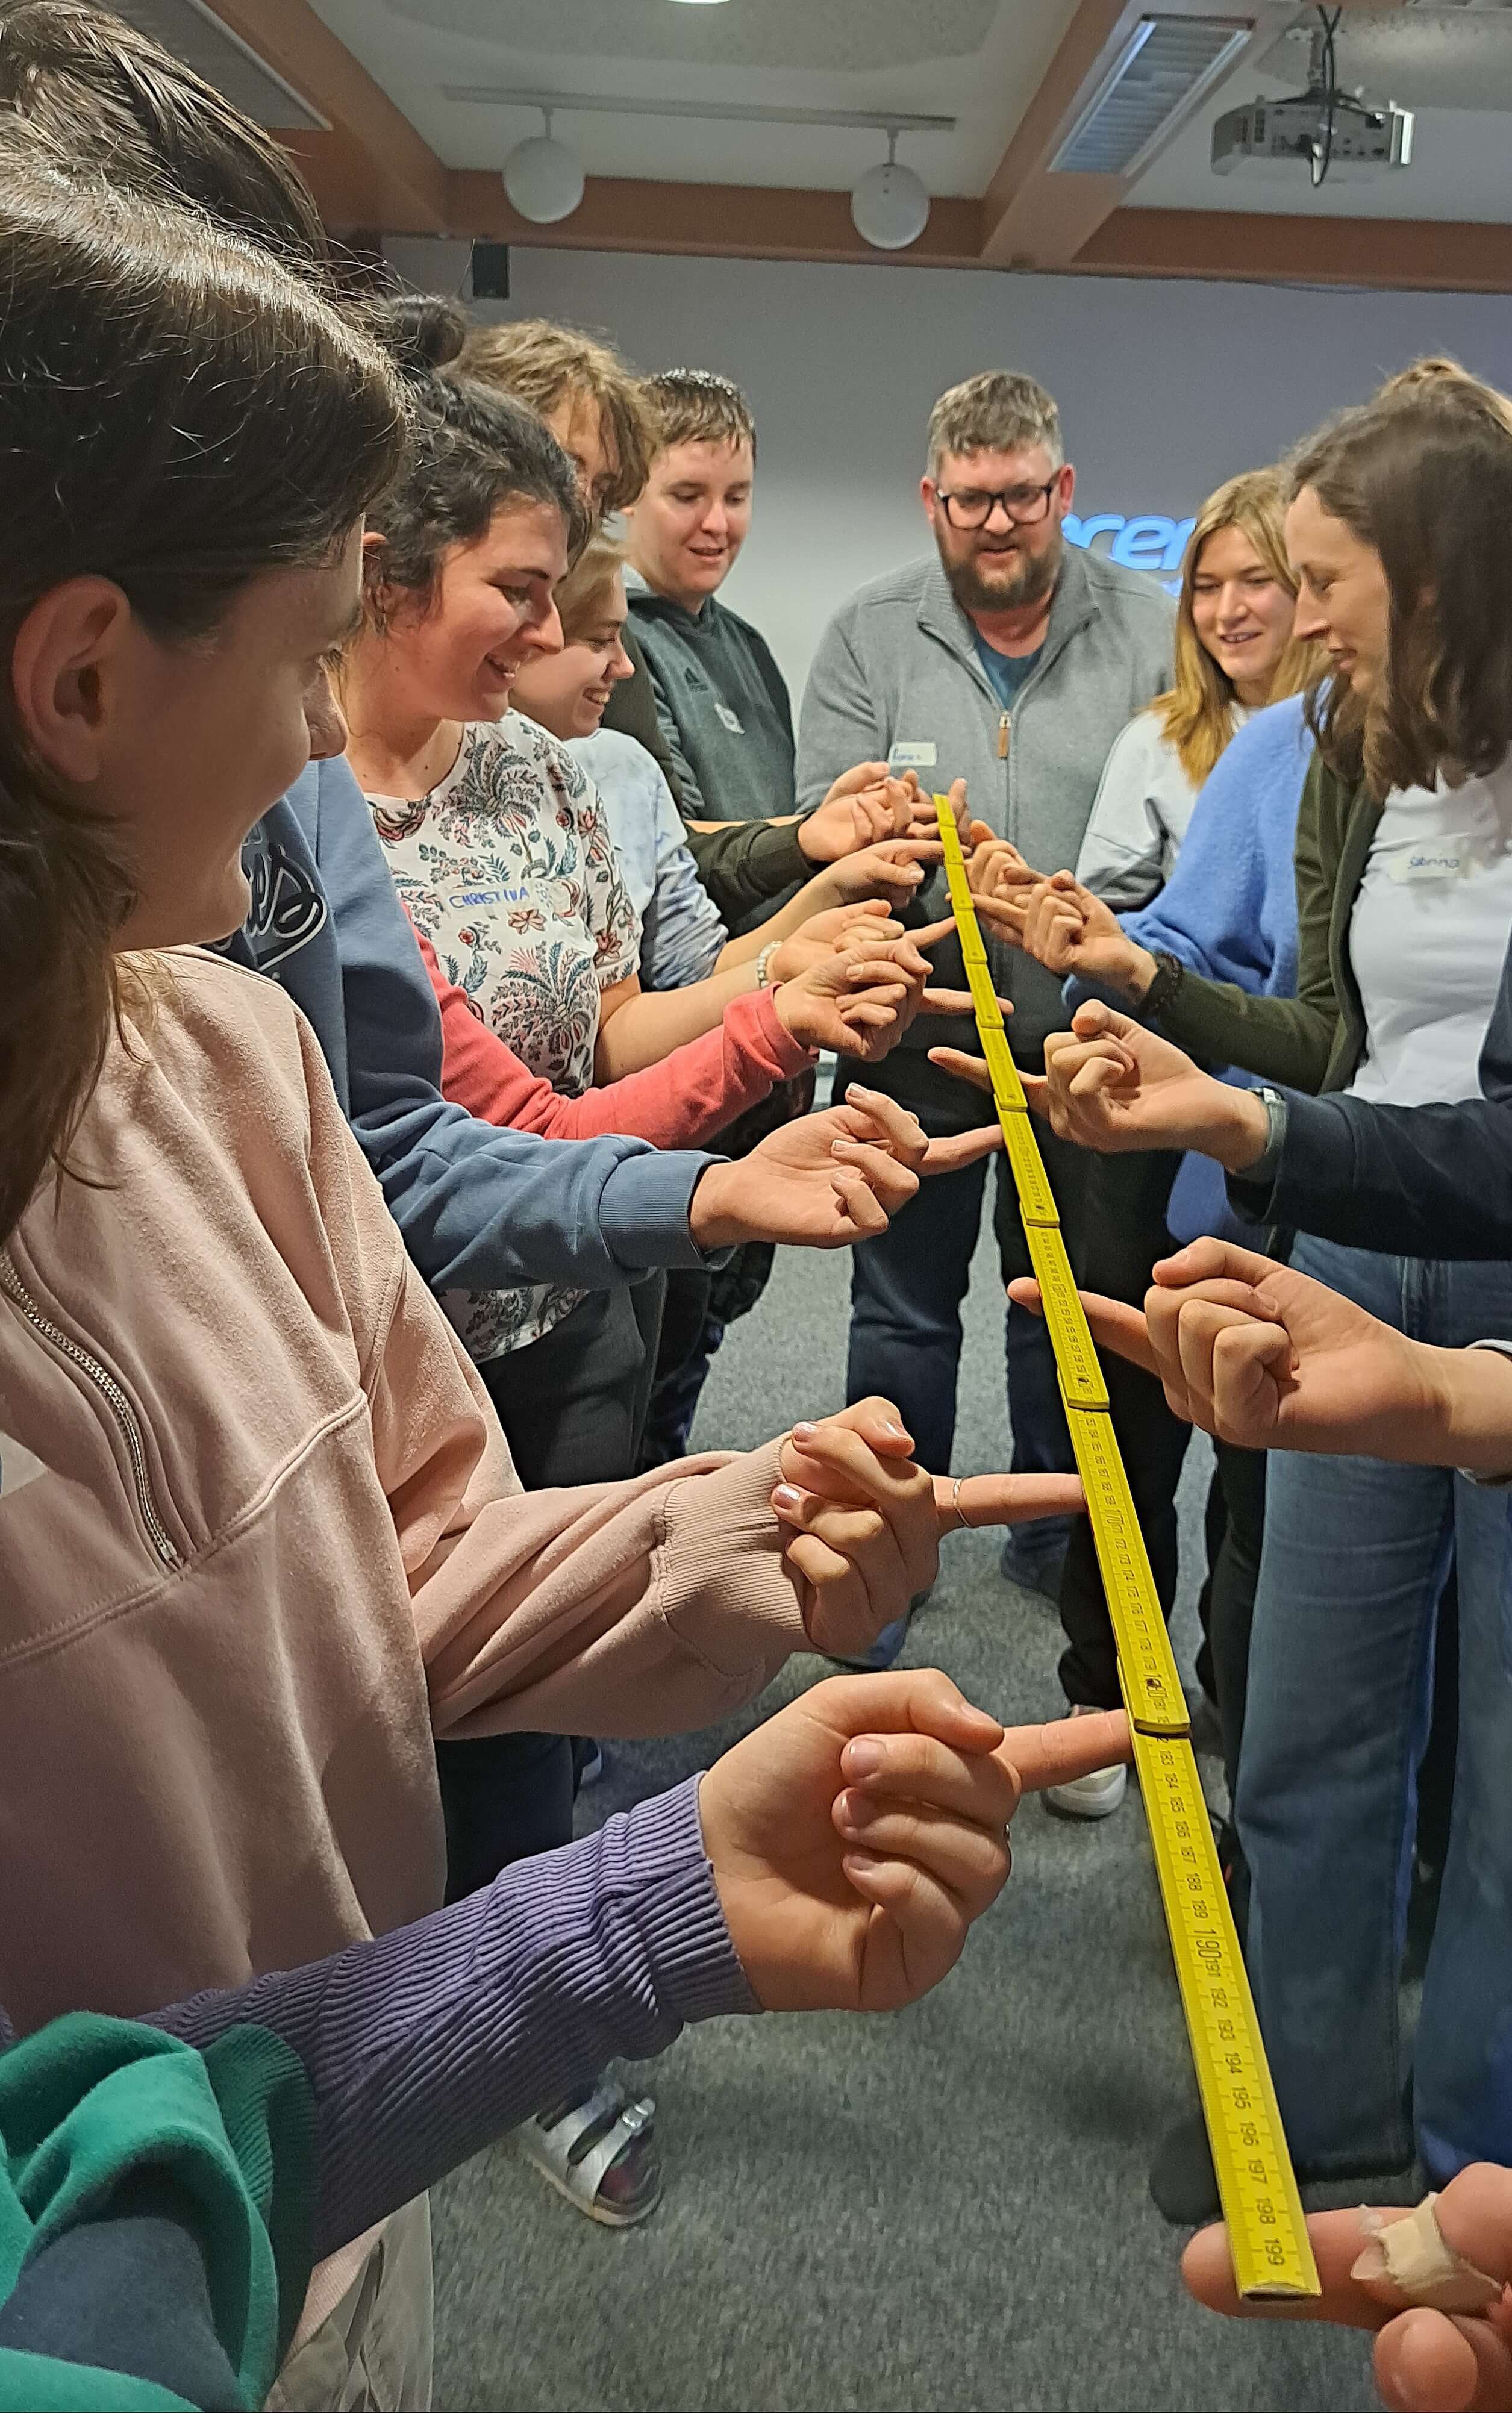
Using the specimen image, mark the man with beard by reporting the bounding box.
[796,373,1173,1644]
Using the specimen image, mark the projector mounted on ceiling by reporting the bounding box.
[1211,11,1414,183]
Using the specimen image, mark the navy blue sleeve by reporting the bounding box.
[284,761,719,1291]
[1228,934,1512,1257]
[0,2180,243,2411]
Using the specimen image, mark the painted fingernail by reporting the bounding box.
[793,1420,818,1442]
[843,1738,884,1778]
[771,1484,802,1516]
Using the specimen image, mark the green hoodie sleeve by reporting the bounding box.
[0,2013,315,2412]
[683,817,811,928]
[1146,753,1349,1093]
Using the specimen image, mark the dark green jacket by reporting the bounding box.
[601,626,808,930]
[1157,754,1380,1095]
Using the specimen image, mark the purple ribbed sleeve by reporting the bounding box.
[146,1776,758,2257]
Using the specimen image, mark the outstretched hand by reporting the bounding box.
[1182,2164,1512,2412]
[799,763,923,863]
[828,1079,1006,1179]
[1007,1235,1455,1461]
[699,1667,1130,2015]
[1031,1000,1262,1161]
[769,1396,1083,1659]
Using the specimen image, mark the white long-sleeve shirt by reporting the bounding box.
[1074,707,1249,910]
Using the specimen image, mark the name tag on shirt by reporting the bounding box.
[888,741,937,769]
[0,1434,45,1500]
[1385,846,1489,884]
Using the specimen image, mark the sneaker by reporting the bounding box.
[1043,1705,1128,1820]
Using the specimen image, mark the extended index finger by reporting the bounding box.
[996,1709,1131,1794]
[1007,1276,1160,1379]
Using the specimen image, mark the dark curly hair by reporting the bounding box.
[363,296,587,616]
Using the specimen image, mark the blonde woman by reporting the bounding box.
[1074,467,1312,908]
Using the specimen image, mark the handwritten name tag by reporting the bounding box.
[888,741,937,769]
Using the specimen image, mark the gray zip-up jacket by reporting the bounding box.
[796,545,1175,1115]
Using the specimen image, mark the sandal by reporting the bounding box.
[516,2074,662,2227]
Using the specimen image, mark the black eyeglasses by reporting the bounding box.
[935,478,1060,531]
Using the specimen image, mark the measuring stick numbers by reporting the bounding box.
[931,797,1319,2302]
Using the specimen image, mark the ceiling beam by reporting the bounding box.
[446,172,984,269]
[1078,207,1512,292]
[201,0,448,233]
[979,0,1311,272]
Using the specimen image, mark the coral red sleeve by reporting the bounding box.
[414,922,813,1147]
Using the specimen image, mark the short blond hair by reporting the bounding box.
[642,368,756,462]
[456,317,652,516]
[926,372,1062,479]
[554,530,625,643]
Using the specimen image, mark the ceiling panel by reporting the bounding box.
[309,0,1070,193]
[116,0,325,126]
[378,0,999,73]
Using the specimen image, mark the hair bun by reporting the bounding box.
[371,293,467,380]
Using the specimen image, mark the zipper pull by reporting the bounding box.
[998,711,1010,760]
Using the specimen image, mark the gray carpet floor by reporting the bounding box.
[431,1226,1388,2413]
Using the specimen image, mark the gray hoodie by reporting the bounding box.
[626,571,796,824]
[796,543,1175,1111]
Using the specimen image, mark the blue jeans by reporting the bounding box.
[1237,1234,1512,2179]
[845,1140,1086,1509]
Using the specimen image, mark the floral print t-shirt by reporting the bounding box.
[368,712,642,1364]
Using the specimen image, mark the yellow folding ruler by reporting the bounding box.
[933,797,1318,2300]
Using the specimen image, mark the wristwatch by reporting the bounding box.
[1141,949,1185,1017]
[1234,1084,1288,1188]
[754,941,781,987]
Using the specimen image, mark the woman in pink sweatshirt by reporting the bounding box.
[0,153,1081,2402]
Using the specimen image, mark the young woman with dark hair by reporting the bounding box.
[992,364,1512,2221]
[339,309,982,2218]
[0,158,1086,2403]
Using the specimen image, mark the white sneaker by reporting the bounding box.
[1044,1707,1128,1820]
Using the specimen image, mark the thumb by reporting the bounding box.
[796,1399,916,1458]
[833,761,890,795]
[966,818,996,849]
[1070,997,1140,1044]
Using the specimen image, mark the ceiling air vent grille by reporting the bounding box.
[111,0,326,131]
[1051,15,1251,176]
